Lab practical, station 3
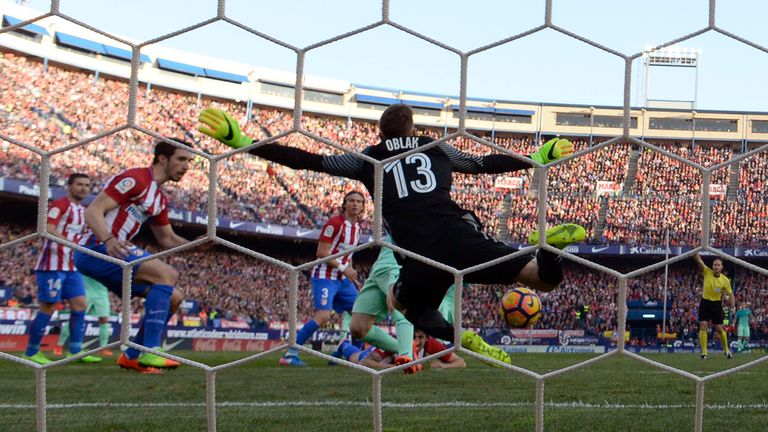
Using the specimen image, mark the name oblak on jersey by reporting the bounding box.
[385,137,421,151]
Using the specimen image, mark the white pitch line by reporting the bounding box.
[1,401,767,410]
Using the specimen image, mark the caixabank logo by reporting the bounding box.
[743,249,768,257]
[624,246,678,255]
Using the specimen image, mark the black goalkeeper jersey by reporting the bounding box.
[250,135,533,245]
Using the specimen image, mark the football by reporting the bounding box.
[500,287,542,328]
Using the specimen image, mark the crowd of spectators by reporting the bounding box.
[2,51,768,341]
[2,222,767,341]
[3,52,767,247]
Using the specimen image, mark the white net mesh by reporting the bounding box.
[1,1,767,431]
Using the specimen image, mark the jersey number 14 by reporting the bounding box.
[384,154,437,198]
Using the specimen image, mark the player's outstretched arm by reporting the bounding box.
[198,107,364,179]
[441,137,574,175]
[431,354,466,369]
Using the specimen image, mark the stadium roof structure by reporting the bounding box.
[157,57,248,83]
[1,14,48,37]
[449,104,535,117]
[356,93,444,110]
[55,32,151,64]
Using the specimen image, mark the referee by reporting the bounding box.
[694,253,734,360]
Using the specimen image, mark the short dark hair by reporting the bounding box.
[713,258,724,265]
[67,173,89,185]
[153,138,194,164]
[379,104,414,140]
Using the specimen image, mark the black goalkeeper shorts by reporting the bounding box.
[392,213,534,312]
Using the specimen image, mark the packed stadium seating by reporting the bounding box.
[2,50,767,342]
[2,223,767,340]
[4,52,767,247]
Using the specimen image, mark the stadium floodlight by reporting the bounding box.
[640,45,701,110]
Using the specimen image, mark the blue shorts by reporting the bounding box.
[73,243,152,296]
[35,271,86,303]
[311,278,357,313]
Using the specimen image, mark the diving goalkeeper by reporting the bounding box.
[198,105,585,341]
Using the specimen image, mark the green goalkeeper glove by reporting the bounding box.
[530,137,574,164]
[198,107,253,149]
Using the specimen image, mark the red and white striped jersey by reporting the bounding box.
[35,197,88,271]
[311,214,362,280]
[86,167,170,243]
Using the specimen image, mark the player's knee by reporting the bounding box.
[164,266,180,285]
[349,319,371,340]
[314,310,331,324]
[68,296,87,311]
[38,302,57,315]
[169,290,183,313]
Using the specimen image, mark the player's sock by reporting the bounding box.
[699,329,708,356]
[126,285,172,359]
[393,310,414,358]
[57,319,70,347]
[362,325,399,354]
[285,320,321,359]
[295,319,320,349]
[406,309,453,341]
[339,340,361,360]
[125,318,145,360]
[25,311,52,357]
[99,323,110,347]
[68,310,86,354]
[718,329,729,354]
[338,311,351,343]
[357,346,376,362]
[535,249,564,286]
[140,284,172,350]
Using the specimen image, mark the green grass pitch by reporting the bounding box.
[1,351,766,431]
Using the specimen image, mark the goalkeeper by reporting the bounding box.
[198,105,584,341]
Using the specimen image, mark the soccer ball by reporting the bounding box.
[500,287,542,328]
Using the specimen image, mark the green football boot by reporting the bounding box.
[528,223,586,249]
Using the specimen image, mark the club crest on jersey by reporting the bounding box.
[115,177,136,194]
[48,207,60,219]
[323,225,334,237]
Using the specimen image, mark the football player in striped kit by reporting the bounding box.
[280,191,365,366]
[24,173,102,365]
[75,139,196,373]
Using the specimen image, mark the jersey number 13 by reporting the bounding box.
[383,154,437,198]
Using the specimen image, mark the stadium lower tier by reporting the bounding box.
[1,215,766,343]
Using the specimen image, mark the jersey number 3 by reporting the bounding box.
[384,154,437,198]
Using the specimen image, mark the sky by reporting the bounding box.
[14,0,768,111]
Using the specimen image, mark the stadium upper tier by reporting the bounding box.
[0,6,766,249]
[4,3,768,137]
